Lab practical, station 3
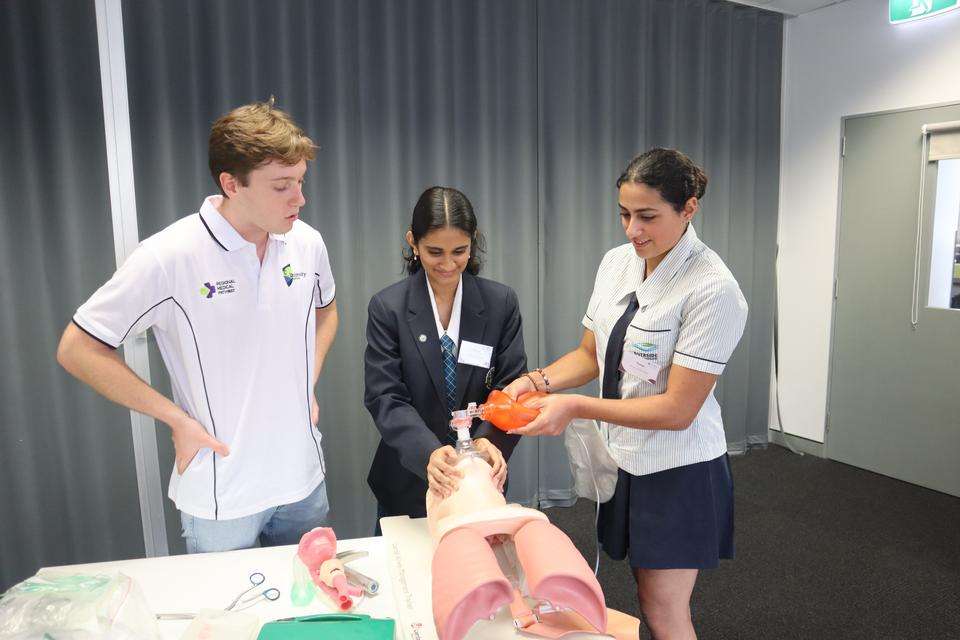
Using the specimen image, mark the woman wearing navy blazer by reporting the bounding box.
[364,186,527,523]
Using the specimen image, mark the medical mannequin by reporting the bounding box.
[426,455,513,538]
[425,429,639,640]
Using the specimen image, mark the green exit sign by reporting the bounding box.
[890,0,959,23]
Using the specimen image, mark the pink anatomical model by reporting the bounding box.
[297,527,363,611]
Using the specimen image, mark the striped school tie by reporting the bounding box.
[440,333,458,412]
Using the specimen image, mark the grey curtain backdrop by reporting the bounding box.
[538,0,781,465]
[121,0,541,552]
[1,0,780,583]
[0,0,145,590]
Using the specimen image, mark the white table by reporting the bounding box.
[47,536,397,639]
[43,520,614,640]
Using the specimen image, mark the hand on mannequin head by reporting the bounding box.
[472,438,506,491]
[426,453,509,540]
[427,445,463,499]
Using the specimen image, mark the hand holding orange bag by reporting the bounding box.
[478,389,548,432]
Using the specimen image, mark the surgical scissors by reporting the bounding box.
[156,572,280,621]
[225,572,280,611]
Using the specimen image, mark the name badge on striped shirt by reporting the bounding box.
[621,341,661,384]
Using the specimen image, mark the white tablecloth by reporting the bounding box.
[45,536,397,639]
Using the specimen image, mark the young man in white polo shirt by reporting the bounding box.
[57,101,338,553]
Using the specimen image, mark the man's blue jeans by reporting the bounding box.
[181,480,330,553]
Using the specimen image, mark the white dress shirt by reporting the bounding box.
[427,274,463,348]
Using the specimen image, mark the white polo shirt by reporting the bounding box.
[74,195,336,520]
[582,224,748,476]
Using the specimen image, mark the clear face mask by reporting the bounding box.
[449,407,480,459]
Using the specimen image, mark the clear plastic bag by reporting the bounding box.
[564,418,619,503]
[180,609,259,640]
[0,569,160,639]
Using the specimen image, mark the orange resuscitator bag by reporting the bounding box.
[476,389,547,432]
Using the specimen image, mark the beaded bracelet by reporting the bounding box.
[534,367,552,393]
[524,372,542,392]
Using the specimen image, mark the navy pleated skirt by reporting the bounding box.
[598,454,734,570]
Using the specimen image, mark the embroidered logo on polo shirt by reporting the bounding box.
[282,264,306,286]
[199,279,237,298]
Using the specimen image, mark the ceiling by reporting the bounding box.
[726,0,849,16]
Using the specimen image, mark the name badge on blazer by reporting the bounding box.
[458,340,493,368]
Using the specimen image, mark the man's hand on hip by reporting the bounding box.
[171,414,229,474]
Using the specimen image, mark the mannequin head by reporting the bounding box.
[427,455,507,540]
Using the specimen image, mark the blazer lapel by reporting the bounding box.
[455,273,487,410]
[406,270,447,409]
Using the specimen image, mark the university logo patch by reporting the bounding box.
[282,264,306,286]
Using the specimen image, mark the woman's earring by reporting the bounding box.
[414,253,419,262]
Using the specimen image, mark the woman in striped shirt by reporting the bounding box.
[506,148,748,640]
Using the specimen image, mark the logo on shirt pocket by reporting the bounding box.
[282,264,306,286]
[634,341,658,358]
[627,325,678,367]
[199,279,237,298]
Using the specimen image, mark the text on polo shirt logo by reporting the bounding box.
[632,341,658,360]
[282,264,306,286]
[199,279,238,298]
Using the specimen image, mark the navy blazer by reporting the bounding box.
[364,269,527,518]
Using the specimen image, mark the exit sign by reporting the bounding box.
[890,0,959,23]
